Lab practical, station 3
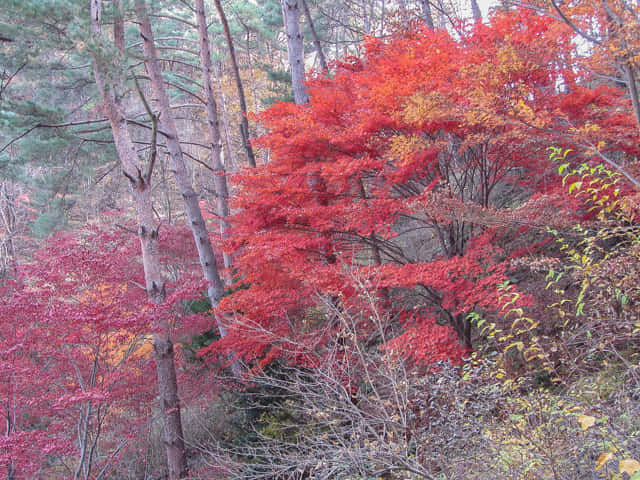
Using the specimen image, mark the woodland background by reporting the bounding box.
[1,0,640,479]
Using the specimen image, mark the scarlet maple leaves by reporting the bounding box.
[217,8,638,367]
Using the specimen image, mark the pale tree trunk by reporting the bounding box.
[301,0,328,71]
[0,183,18,279]
[134,0,227,316]
[89,1,187,478]
[624,67,640,138]
[362,0,372,35]
[195,0,233,278]
[212,0,257,168]
[281,0,309,105]
[605,9,640,135]
[470,0,482,22]
[193,5,247,377]
[398,0,410,28]
[153,338,187,479]
[437,0,448,29]
[419,0,435,28]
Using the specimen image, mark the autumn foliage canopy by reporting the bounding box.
[3,4,640,478]
[0,227,208,478]
[209,9,638,368]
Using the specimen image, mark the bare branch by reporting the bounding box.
[0,119,109,155]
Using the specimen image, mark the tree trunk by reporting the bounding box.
[281,0,309,105]
[362,0,372,35]
[195,0,233,278]
[243,27,269,164]
[213,60,239,170]
[470,0,482,22]
[398,0,410,28]
[623,65,640,137]
[419,0,435,28]
[153,336,187,480]
[212,0,257,167]
[89,2,188,478]
[134,0,226,315]
[301,0,328,71]
[437,0,447,29]
[0,183,18,279]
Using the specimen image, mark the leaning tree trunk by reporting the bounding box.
[195,0,232,278]
[212,0,257,168]
[243,27,269,164]
[134,0,227,318]
[89,1,187,478]
[281,0,309,105]
[419,0,435,29]
[213,60,239,170]
[301,0,328,71]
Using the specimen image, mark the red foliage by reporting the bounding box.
[0,226,208,479]
[204,10,637,372]
[209,8,638,371]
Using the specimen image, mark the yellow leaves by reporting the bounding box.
[567,122,601,138]
[596,452,615,471]
[619,459,640,476]
[511,99,542,127]
[582,422,640,475]
[592,447,640,476]
[388,134,424,162]
[568,181,583,195]
[400,91,448,126]
[401,90,495,130]
[106,332,153,365]
[577,414,597,430]
[504,341,524,353]
[583,122,602,134]
[79,281,129,304]
[495,44,525,75]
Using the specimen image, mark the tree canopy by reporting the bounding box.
[1,1,640,479]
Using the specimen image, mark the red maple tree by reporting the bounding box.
[208,8,638,369]
[0,226,208,479]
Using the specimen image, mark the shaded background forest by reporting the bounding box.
[1,0,640,479]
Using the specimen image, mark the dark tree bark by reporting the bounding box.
[0,182,19,279]
[437,0,447,29]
